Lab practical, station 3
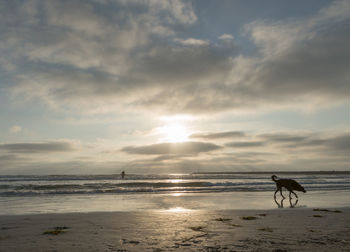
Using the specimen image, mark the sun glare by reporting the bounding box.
[158,123,189,143]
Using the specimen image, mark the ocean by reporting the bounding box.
[1,172,350,214]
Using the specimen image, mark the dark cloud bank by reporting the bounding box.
[190,131,245,140]
[120,131,350,173]
[0,142,75,154]
[1,131,349,174]
[122,131,350,156]
[122,141,221,155]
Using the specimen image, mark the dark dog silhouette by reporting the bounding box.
[272,175,306,199]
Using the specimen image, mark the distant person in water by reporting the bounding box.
[121,171,125,179]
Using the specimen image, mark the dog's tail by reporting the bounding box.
[271,175,278,182]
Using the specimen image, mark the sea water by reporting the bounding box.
[1,172,349,214]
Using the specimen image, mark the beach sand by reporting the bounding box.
[1,208,349,251]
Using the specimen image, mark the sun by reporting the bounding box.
[158,122,190,143]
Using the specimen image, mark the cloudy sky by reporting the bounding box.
[1,0,350,174]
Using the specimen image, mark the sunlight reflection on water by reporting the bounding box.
[165,207,192,213]
[2,191,350,215]
[167,179,184,183]
[171,192,184,197]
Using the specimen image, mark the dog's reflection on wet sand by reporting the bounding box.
[274,197,299,208]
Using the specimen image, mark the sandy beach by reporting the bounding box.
[1,174,350,251]
[1,207,349,252]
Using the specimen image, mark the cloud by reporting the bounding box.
[151,154,187,162]
[190,131,245,140]
[225,141,265,148]
[259,132,350,154]
[192,130,350,154]
[240,1,350,101]
[1,131,350,174]
[218,34,234,41]
[9,125,22,133]
[1,0,236,113]
[0,141,76,154]
[0,154,26,162]
[260,133,310,143]
[142,0,350,113]
[1,0,350,115]
[121,141,221,155]
[119,0,197,25]
[174,38,209,46]
[327,134,350,150]
[297,134,350,153]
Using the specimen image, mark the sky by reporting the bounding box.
[0,0,350,175]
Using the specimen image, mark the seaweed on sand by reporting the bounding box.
[214,218,232,222]
[241,216,257,220]
[188,226,205,232]
[42,226,69,235]
[258,227,273,232]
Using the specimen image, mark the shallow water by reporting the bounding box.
[1,172,349,215]
[1,190,349,215]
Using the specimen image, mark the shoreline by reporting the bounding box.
[1,208,349,251]
[192,171,350,175]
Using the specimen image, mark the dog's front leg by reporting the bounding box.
[279,189,285,198]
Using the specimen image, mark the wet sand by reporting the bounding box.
[1,208,349,251]
[3,190,350,215]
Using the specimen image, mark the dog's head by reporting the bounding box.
[293,181,306,193]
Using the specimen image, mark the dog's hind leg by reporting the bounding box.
[274,196,282,208]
